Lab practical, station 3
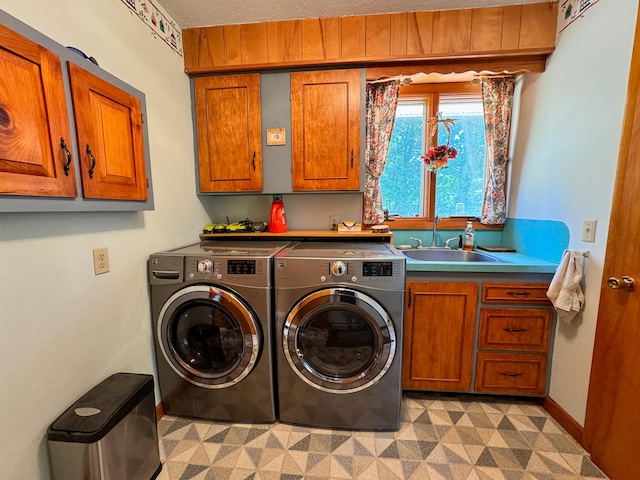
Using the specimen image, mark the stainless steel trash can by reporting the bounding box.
[47,373,161,480]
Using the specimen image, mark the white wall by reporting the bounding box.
[0,1,210,478]
[510,0,638,425]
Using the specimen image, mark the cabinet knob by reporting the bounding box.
[607,276,636,291]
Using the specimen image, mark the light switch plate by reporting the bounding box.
[581,219,597,242]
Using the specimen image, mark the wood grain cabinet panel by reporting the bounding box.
[482,282,551,303]
[403,281,478,392]
[0,23,77,198]
[476,281,553,396]
[68,62,147,201]
[290,69,360,191]
[475,352,548,395]
[478,308,552,352]
[183,5,557,74]
[194,74,262,193]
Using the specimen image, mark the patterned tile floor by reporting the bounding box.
[155,392,608,480]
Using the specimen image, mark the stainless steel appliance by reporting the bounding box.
[274,242,405,430]
[148,240,289,422]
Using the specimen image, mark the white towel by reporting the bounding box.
[546,250,585,323]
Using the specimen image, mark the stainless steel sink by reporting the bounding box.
[402,248,504,263]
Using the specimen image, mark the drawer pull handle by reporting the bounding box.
[499,372,523,377]
[507,291,531,296]
[503,328,527,332]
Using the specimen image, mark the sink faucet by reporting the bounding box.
[409,237,423,248]
[430,215,440,247]
[445,235,462,249]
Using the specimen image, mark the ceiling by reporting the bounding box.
[157,0,551,29]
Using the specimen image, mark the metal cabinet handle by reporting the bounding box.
[499,372,523,377]
[86,144,96,179]
[60,138,72,176]
[607,276,636,291]
[407,288,412,309]
[506,291,531,296]
[252,151,256,171]
[503,328,527,333]
[350,149,354,168]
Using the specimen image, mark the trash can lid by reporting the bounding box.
[47,373,153,444]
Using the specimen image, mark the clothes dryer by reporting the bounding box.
[274,242,405,430]
[148,240,289,422]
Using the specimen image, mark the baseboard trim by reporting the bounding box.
[156,401,165,421]
[542,396,584,447]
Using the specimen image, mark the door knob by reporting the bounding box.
[607,276,636,291]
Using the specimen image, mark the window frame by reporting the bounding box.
[381,82,504,232]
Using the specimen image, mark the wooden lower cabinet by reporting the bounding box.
[402,281,478,391]
[475,352,547,395]
[476,282,554,396]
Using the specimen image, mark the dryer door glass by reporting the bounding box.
[283,288,396,394]
[159,285,261,389]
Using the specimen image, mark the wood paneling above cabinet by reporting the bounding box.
[183,3,558,74]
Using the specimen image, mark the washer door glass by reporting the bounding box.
[283,288,396,394]
[158,285,261,389]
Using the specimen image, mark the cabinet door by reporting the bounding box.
[403,281,478,391]
[0,24,76,197]
[291,69,360,191]
[194,74,262,192]
[67,62,147,201]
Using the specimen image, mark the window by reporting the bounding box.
[380,83,487,223]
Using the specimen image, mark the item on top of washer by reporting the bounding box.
[251,221,269,232]
[203,223,227,234]
[338,222,361,231]
[371,225,390,233]
[226,222,250,232]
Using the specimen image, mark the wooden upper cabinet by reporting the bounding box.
[0,23,77,198]
[291,69,360,191]
[402,281,478,392]
[67,62,147,201]
[194,74,262,193]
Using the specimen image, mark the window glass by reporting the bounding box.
[379,102,425,217]
[435,98,486,217]
[380,88,486,219]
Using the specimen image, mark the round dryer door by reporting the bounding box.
[158,285,261,389]
[283,287,396,394]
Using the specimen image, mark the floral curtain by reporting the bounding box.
[363,80,400,225]
[480,76,516,225]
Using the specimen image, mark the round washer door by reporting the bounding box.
[158,285,261,389]
[283,287,396,394]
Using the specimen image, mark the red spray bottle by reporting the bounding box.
[268,194,287,232]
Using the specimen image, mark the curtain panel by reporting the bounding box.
[480,76,516,225]
[363,80,400,225]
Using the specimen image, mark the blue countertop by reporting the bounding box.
[404,251,559,274]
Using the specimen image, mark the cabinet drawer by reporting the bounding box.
[478,308,552,352]
[482,283,551,304]
[475,353,547,395]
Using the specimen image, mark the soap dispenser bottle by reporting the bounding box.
[268,194,287,233]
[463,220,475,251]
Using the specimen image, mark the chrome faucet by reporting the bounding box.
[430,215,440,248]
[409,237,423,248]
[445,235,462,249]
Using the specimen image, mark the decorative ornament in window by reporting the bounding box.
[421,115,457,172]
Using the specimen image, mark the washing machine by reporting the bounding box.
[274,242,405,430]
[148,240,290,423]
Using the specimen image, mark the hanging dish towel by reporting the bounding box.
[546,249,585,323]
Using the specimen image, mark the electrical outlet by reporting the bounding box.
[581,219,597,243]
[330,215,338,230]
[93,247,110,275]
